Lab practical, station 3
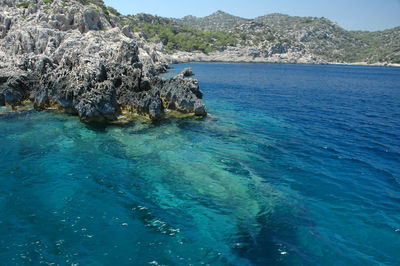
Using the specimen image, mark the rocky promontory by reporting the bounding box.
[0,0,206,122]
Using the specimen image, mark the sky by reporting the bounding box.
[103,0,400,31]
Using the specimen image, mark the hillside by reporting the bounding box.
[174,10,249,32]
[171,12,400,64]
[122,13,237,53]
[252,14,400,64]
[351,27,400,63]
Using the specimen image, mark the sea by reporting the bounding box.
[0,63,399,265]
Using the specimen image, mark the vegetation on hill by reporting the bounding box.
[124,14,237,53]
[174,10,249,32]
[253,14,400,64]
[173,11,400,63]
[351,28,400,64]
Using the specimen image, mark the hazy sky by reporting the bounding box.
[103,0,400,31]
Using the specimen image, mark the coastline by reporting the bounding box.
[325,61,400,68]
[165,50,400,68]
[172,60,400,68]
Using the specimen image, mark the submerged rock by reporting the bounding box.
[0,0,206,122]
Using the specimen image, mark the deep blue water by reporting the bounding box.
[1,63,400,265]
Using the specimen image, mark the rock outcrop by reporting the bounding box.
[0,0,206,122]
[180,67,194,77]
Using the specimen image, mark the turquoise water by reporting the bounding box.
[1,63,400,265]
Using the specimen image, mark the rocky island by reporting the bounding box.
[0,0,206,123]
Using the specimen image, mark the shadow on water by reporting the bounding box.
[233,205,319,265]
[0,109,37,120]
[83,122,107,132]
[83,114,208,133]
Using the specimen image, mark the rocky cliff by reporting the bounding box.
[0,0,206,122]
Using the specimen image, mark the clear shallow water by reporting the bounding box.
[1,63,400,265]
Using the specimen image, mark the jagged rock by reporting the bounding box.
[151,75,206,117]
[181,67,194,77]
[0,69,38,106]
[271,43,288,54]
[134,32,170,76]
[81,9,103,33]
[0,0,206,122]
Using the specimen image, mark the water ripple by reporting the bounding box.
[1,64,400,265]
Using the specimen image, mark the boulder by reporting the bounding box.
[152,75,207,117]
[180,67,194,77]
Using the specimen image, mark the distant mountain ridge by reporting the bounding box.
[174,10,249,32]
[116,8,400,65]
[169,11,400,64]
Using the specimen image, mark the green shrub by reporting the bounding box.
[128,16,238,53]
[107,6,121,17]
[17,2,30,8]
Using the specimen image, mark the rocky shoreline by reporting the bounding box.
[166,50,400,67]
[167,46,326,65]
[0,0,206,123]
